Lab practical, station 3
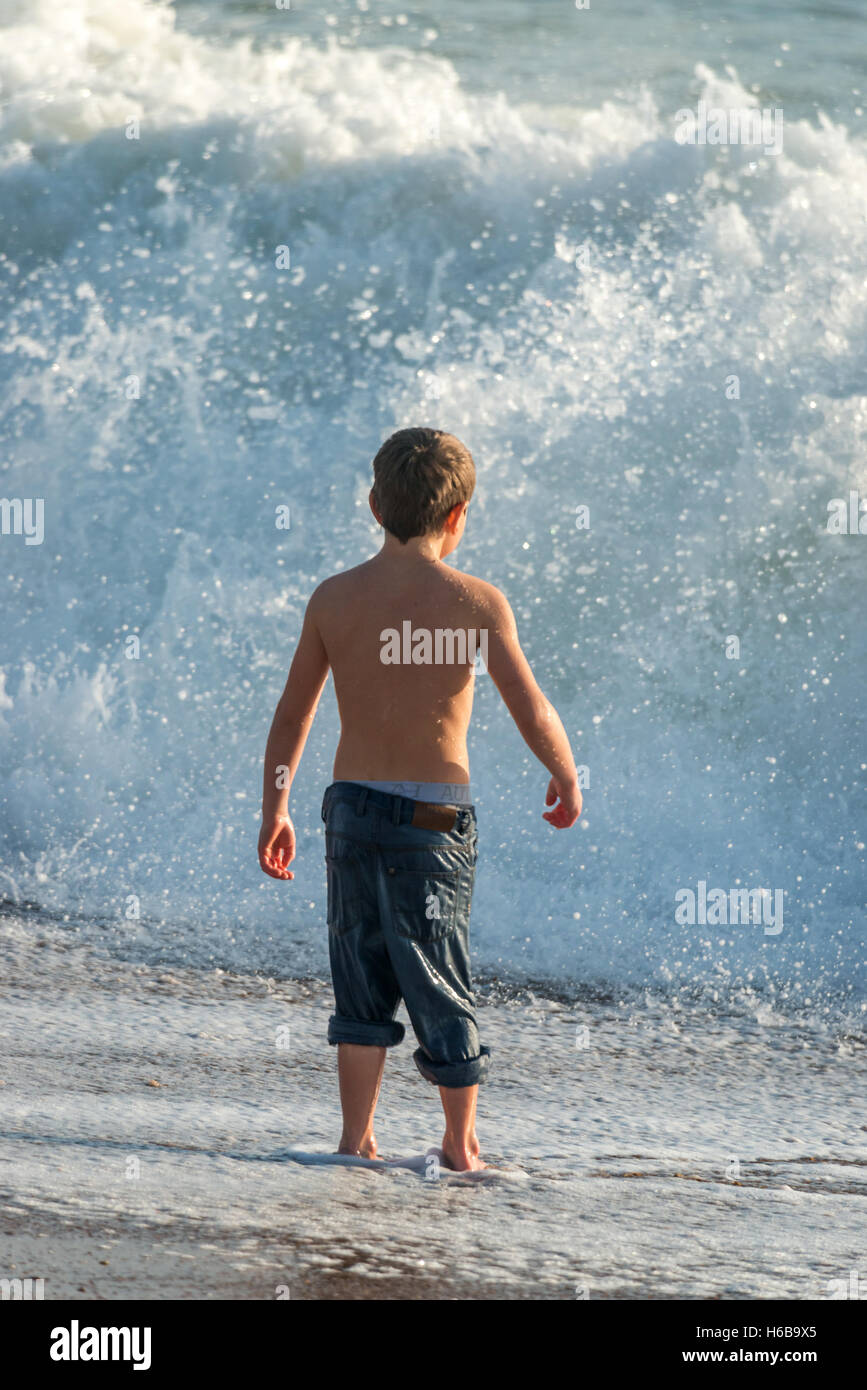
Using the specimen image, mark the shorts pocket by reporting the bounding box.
[325,837,371,935]
[385,864,461,942]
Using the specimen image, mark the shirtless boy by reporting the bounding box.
[258,428,581,1171]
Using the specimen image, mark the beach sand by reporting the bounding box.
[1,917,864,1301]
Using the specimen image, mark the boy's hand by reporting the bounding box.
[543,776,582,829]
[258,815,296,880]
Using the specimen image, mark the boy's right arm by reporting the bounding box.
[258,589,330,880]
[482,585,582,828]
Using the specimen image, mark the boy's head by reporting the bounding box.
[370,427,475,552]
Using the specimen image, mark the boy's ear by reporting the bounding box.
[369,488,383,525]
[445,501,467,532]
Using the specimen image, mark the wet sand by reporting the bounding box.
[1,923,865,1300]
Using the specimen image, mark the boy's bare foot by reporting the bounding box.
[440,1133,486,1172]
[335,1043,387,1159]
[438,1082,484,1170]
[337,1133,378,1159]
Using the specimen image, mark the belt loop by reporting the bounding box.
[391,795,402,825]
[356,787,368,816]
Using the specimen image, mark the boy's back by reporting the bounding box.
[314,555,492,786]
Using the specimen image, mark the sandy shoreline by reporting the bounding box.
[1,921,865,1300]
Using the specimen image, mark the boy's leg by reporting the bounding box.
[378,805,490,1168]
[439,1082,484,1172]
[323,790,404,1157]
[337,1043,386,1158]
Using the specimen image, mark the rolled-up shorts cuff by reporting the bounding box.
[327,1015,405,1048]
[413,1045,492,1088]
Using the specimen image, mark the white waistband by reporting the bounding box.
[354,780,472,805]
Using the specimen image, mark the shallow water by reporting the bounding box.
[2,927,864,1298]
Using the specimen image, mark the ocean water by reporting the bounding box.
[0,0,865,1014]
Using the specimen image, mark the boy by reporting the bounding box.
[258,428,581,1171]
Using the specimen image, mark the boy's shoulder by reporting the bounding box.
[309,561,511,620]
[447,568,513,621]
[307,561,373,609]
[307,560,507,597]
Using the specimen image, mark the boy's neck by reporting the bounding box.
[379,532,449,564]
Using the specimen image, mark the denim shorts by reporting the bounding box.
[321,781,491,1088]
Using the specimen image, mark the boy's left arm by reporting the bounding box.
[258,591,330,881]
